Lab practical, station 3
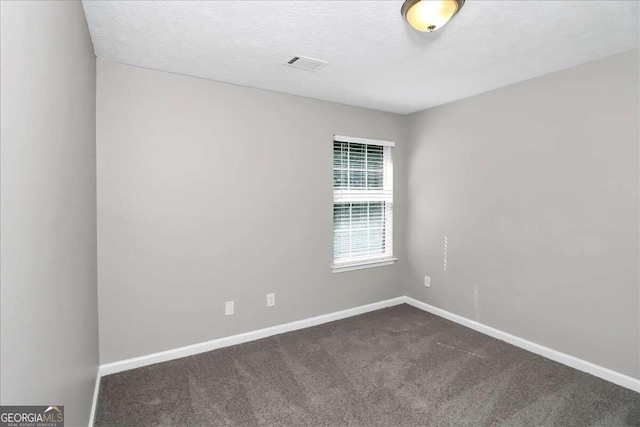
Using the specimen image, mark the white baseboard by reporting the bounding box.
[403,296,640,393]
[95,294,639,407]
[88,370,101,427]
[98,296,406,377]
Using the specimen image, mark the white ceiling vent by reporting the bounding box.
[284,55,328,71]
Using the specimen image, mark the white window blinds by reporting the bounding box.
[333,136,394,268]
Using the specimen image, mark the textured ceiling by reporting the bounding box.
[83,1,639,114]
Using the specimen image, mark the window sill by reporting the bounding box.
[332,257,397,273]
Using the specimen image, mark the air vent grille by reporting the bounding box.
[284,55,328,71]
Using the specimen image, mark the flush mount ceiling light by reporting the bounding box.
[401,0,465,32]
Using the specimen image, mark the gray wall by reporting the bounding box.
[96,48,638,382]
[405,49,640,379]
[0,1,99,426]
[96,60,406,363]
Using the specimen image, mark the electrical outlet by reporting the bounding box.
[424,276,431,288]
[267,293,276,307]
[225,301,234,316]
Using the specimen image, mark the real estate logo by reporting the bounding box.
[0,405,64,427]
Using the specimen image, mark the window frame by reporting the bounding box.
[332,135,397,273]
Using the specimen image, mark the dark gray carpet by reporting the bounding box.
[94,304,640,427]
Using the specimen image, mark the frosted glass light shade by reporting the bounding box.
[401,0,465,32]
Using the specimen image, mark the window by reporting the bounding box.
[332,135,395,272]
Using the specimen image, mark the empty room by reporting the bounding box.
[1,1,639,426]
